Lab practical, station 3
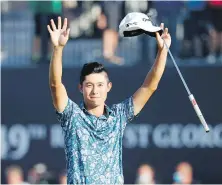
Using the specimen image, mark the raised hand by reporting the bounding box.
[47,17,70,47]
[155,23,171,50]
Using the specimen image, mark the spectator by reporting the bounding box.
[36,171,58,184]
[182,1,208,58]
[27,167,39,184]
[29,1,62,63]
[63,1,104,39]
[27,163,47,184]
[135,164,156,184]
[173,162,198,184]
[58,170,67,184]
[206,1,222,64]
[101,1,124,65]
[153,1,185,57]
[5,165,29,184]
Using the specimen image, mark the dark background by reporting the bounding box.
[1,0,222,184]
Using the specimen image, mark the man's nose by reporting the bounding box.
[92,86,98,94]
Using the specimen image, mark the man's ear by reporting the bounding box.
[107,82,112,92]
[78,84,83,94]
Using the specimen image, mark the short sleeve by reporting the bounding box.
[113,96,135,136]
[116,96,135,123]
[55,98,81,130]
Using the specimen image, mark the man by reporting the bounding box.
[5,165,29,184]
[30,1,62,62]
[101,1,124,65]
[206,1,222,64]
[47,17,171,184]
[135,164,156,184]
[58,170,67,184]
[173,162,199,184]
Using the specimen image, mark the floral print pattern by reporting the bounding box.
[56,97,134,184]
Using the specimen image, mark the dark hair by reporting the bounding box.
[80,62,109,85]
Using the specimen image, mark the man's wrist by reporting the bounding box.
[54,45,64,50]
[158,46,168,53]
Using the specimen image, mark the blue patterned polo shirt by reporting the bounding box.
[56,97,134,184]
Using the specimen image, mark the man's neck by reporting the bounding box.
[86,104,105,117]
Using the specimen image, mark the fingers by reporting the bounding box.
[66,28,70,37]
[155,31,161,40]
[47,25,52,34]
[62,18,68,31]
[160,23,164,30]
[49,17,68,32]
[50,19,57,31]
[159,23,169,35]
[164,27,168,35]
[58,16,61,29]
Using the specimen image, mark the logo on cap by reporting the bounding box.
[142,18,150,22]
[126,22,138,27]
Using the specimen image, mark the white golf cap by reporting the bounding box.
[119,12,163,37]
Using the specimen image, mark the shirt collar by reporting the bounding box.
[80,101,113,118]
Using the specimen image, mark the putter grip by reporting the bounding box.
[189,94,210,132]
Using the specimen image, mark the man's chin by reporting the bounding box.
[89,100,103,107]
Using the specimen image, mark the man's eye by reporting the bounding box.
[98,84,103,87]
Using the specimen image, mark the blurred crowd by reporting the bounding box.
[4,163,66,184]
[1,0,221,66]
[135,161,200,184]
[4,161,199,184]
[1,1,222,66]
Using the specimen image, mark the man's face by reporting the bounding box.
[80,72,112,108]
[59,175,67,184]
[176,163,193,183]
[7,171,22,184]
[137,165,154,183]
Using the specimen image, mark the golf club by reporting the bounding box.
[162,39,210,132]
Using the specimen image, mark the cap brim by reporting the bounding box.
[123,29,144,37]
[122,28,163,38]
[144,29,163,37]
[140,24,163,37]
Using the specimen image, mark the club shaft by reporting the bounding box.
[162,39,191,95]
[162,39,209,132]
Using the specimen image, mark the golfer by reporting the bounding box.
[47,16,171,184]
